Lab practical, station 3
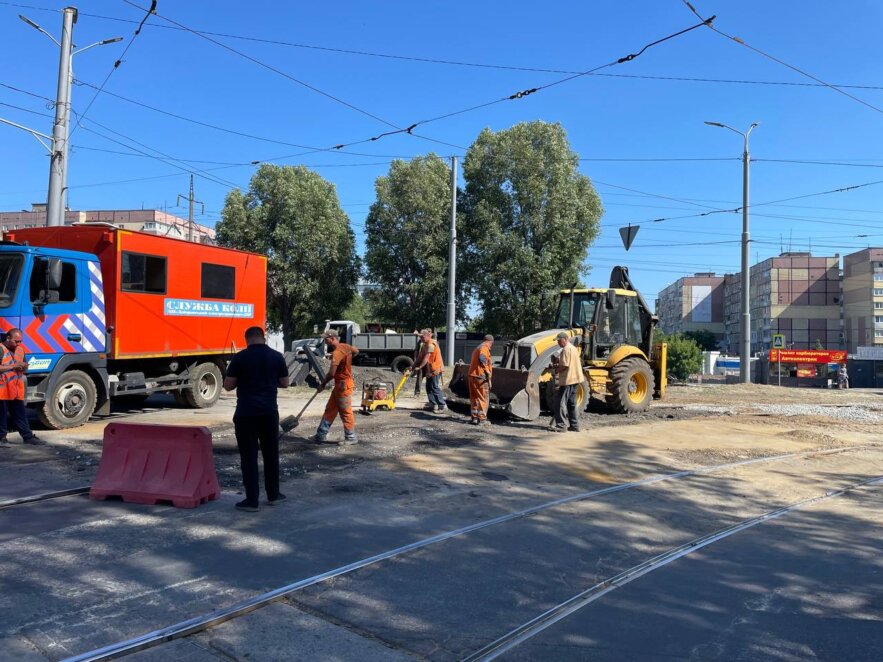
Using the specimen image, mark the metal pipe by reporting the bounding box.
[445,156,457,365]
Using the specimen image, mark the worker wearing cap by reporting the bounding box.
[549,331,582,433]
[468,335,494,426]
[310,329,360,444]
[411,328,446,413]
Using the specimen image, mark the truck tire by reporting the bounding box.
[38,369,98,429]
[607,358,654,414]
[184,362,223,408]
[390,355,414,374]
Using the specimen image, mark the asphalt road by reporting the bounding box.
[0,391,881,661]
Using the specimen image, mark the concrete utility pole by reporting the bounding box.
[177,174,204,242]
[17,8,122,227]
[445,156,458,366]
[705,121,759,384]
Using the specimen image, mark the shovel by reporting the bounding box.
[280,390,321,435]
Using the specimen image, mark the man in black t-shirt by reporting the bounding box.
[223,327,290,512]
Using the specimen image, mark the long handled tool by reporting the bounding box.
[280,389,321,434]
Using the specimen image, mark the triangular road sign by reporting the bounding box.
[619,224,639,251]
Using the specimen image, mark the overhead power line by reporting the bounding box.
[17,5,881,92]
[120,2,711,152]
[71,0,156,136]
[684,1,883,118]
[119,0,462,153]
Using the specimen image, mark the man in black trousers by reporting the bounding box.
[223,326,290,512]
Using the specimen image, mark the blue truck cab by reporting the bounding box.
[0,242,110,428]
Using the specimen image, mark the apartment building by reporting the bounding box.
[0,205,216,243]
[655,273,726,345]
[842,248,883,352]
[723,252,841,354]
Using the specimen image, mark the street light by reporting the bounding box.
[705,120,759,384]
[17,8,123,226]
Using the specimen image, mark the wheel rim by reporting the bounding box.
[56,382,87,419]
[576,382,588,407]
[627,372,648,403]
[199,371,219,400]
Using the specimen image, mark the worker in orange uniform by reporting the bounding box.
[0,328,40,447]
[411,328,447,413]
[310,329,360,445]
[468,334,494,426]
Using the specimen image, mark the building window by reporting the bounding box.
[121,252,167,294]
[201,263,235,300]
[876,302,883,310]
[877,330,883,338]
[875,273,883,281]
[30,258,76,303]
[875,288,883,296]
[876,315,883,324]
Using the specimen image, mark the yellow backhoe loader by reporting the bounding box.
[446,266,667,420]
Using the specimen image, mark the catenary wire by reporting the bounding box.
[71,1,156,136]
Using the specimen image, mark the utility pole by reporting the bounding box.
[177,174,204,242]
[47,7,76,227]
[445,156,458,366]
[16,9,122,227]
[705,121,759,384]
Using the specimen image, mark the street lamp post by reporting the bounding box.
[19,8,122,226]
[705,121,759,384]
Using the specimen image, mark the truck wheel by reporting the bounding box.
[607,358,654,414]
[38,369,97,429]
[184,362,223,408]
[390,355,414,374]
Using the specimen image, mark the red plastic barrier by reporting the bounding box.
[90,423,220,508]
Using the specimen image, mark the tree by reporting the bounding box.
[462,121,603,337]
[363,155,468,331]
[216,165,359,348]
[682,329,720,351]
[664,333,703,381]
[339,292,374,328]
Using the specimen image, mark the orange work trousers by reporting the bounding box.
[322,380,355,431]
[468,376,489,421]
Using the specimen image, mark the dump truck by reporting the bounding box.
[446,266,666,420]
[2,225,267,428]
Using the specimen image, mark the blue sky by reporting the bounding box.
[2,1,883,308]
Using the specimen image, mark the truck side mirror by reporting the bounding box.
[47,258,63,291]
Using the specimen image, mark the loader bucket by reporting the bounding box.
[445,365,542,421]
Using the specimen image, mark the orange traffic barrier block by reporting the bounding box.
[90,423,220,509]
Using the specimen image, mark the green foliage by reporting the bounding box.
[216,165,359,347]
[363,155,469,330]
[462,121,603,337]
[682,329,720,352]
[340,292,374,328]
[662,333,703,380]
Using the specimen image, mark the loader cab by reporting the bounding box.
[554,288,651,361]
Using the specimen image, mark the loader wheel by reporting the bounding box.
[607,358,654,414]
[183,362,223,408]
[543,380,590,415]
[38,369,97,429]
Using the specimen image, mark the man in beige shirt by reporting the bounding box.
[549,332,583,432]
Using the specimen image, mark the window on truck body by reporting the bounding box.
[30,257,77,302]
[201,262,235,300]
[121,251,167,294]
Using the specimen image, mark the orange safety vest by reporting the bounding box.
[331,343,356,384]
[422,339,444,376]
[0,345,26,401]
[468,342,493,379]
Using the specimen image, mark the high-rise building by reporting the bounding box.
[842,248,883,352]
[723,252,841,354]
[655,273,725,346]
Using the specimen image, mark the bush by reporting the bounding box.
[662,333,703,381]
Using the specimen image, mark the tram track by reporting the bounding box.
[63,443,882,661]
[0,487,90,510]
